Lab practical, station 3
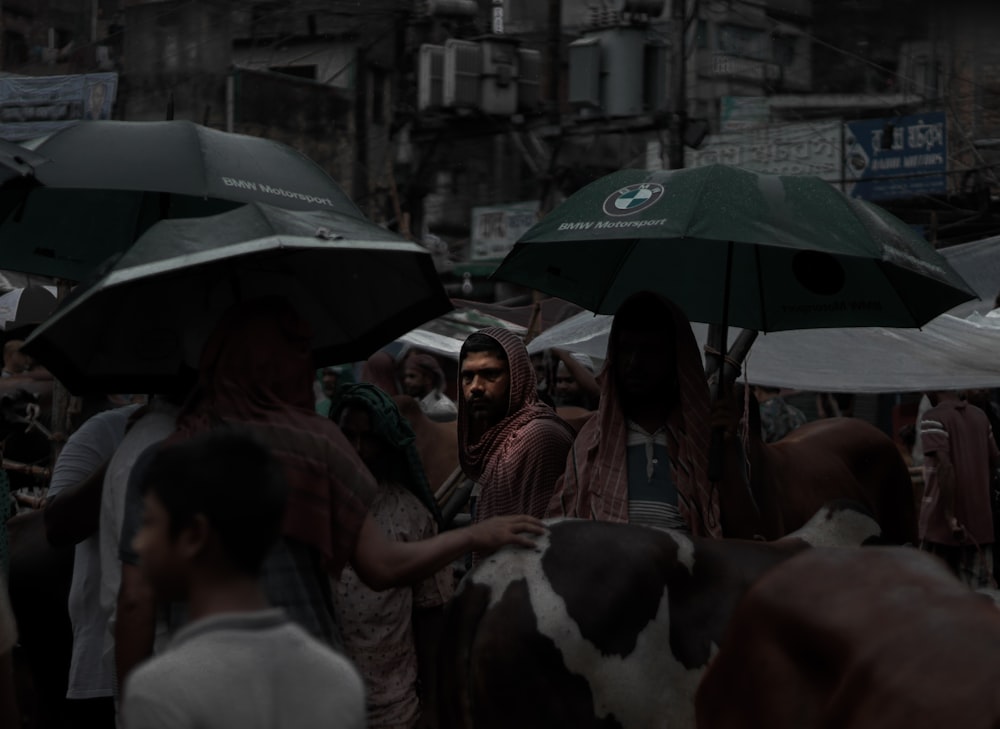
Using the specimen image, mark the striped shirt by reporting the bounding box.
[626,421,688,532]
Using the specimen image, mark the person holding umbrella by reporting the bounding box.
[115,297,544,691]
[547,292,749,537]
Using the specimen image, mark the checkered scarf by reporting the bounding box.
[458,327,575,520]
[547,294,722,537]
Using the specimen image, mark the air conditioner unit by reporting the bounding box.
[444,39,482,108]
[599,27,645,117]
[518,48,542,111]
[418,44,445,111]
[480,37,520,115]
[568,35,602,111]
[644,40,669,113]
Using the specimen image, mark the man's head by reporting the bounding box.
[132,430,287,600]
[320,367,339,399]
[555,361,579,399]
[555,352,594,401]
[3,339,29,374]
[610,294,678,411]
[402,354,445,399]
[460,332,511,429]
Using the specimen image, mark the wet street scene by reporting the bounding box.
[4,1,1000,728]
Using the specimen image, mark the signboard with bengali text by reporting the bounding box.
[843,112,947,201]
[685,120,842,182]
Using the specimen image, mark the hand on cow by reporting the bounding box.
[469,515,546,555]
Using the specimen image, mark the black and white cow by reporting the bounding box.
[438,503,882,729]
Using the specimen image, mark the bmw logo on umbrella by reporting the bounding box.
[602,183,665,217]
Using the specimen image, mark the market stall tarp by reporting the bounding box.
[528,235,1000,394]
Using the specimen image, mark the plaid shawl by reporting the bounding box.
[331,383,443,526]
[458,327,575,521]
[547,294,722,538]
[170,297,375,577]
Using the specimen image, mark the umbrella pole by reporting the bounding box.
[708,242,734,482]
[49,280,75,462]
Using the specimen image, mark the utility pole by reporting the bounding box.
[667,0,687,170]
[546,0,561,124]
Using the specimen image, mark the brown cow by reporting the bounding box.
[554,405,595,435]
[696,546,1000,729]
[393,394,459,493]
[438,503,882,729]
[732,407,917,545]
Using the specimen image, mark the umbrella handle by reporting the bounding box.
[708,427,725,482]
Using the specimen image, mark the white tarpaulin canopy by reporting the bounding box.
[395,307,527,360]
[528,235,1000,393]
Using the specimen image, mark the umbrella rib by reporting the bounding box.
[875,258,923,329]
[596,238,641,314]
[754,244,767,332]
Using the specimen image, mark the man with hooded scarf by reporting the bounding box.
[458,327,575,523]
[547,292,724,538]
[331,383,451,729]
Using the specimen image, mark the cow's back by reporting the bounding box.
[696,546,1000,729]
[439,519,804,729]
[762,417,917,544]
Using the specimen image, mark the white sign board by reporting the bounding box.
[685,120,843,182]
[470,201,538,261]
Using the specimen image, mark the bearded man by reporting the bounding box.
[457,328,575,523]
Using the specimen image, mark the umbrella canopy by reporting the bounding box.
[0,120,362,281]
[493,165,976,331]
[22,202,452,394]
[526,234,1000,394]
[396,306,527,359]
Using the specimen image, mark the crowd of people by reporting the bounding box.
[1,289,999,728]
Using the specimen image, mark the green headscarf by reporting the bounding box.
[331,383,443,526]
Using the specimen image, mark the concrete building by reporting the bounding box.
[2,1,999,259]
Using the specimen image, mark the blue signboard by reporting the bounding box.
[843,112,947,201]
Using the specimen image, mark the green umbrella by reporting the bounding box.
[493,165,976,331]
[22,202,452,394]
[493,164,977,479]
[0,120,363,282]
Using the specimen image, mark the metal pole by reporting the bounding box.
[546,0,561,123]
[668,0,687,170]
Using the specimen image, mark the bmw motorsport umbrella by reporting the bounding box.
[493,165,976,331]
[493,164,977,478]
[0,120,363,281]
[22,202,452,394]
